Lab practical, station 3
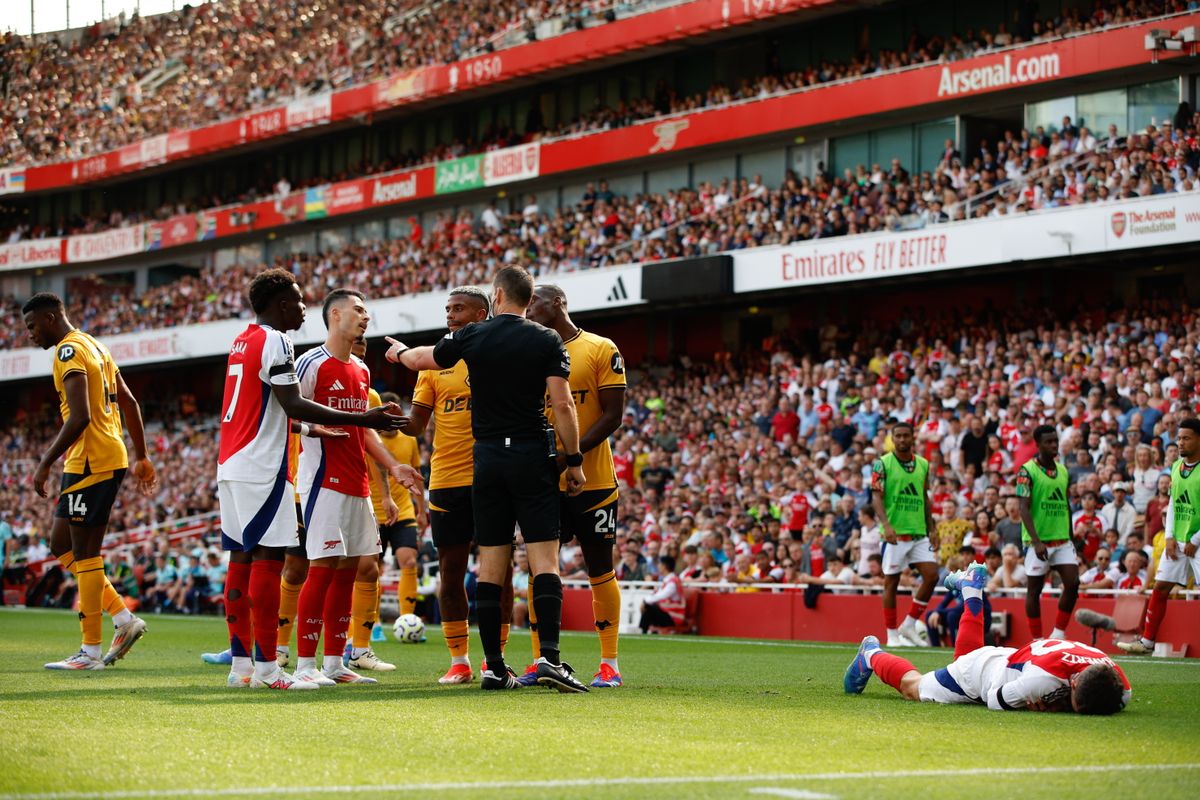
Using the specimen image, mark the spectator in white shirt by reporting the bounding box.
[988,543,1027,591]
[1080,548,1115,590]
[1101,483,1137,543]
[1130,446,1160,513]
[522,195,540,221]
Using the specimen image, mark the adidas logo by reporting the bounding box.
[1181,490,1192,505]
[900,483,921,497]
[1049,488,1066,502]
[329,379,345,391]
[606,276,629,303]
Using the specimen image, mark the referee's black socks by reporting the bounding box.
[476,581,506,674]
[532,573,563,665]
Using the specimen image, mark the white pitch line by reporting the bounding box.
[1,762,1195,800]
[748,788,838,799]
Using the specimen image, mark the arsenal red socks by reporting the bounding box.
[296,565,335,661]
[225,561,253,673]
[249,559,284,667]
[871,652,917,691]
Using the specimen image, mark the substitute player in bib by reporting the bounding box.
[217,271,407,689]
[404,286,516,685]
[527,283,626,688]
[294,290,423,685]
[1119,418,1200,655]
[24,293,158,671]
[1016,425,1080,641]
[845,563,1129,715]
[871,421,940,647]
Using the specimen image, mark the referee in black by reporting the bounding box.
[384,266,588,692]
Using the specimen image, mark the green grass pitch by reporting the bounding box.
[0,608,1196,800]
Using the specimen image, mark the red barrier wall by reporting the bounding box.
[562,588,1200,657]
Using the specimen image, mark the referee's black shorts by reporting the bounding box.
[472,437,559,547]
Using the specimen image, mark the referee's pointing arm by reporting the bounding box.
[385,333,583,494]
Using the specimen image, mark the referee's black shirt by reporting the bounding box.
[432,313,570,440]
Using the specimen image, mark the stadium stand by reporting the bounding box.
[0,0,626,168]
[2,299,1190,614]
[1,115,1193,350]
[0,0,1183,238]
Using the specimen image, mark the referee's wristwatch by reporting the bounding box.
[565,452,584,467]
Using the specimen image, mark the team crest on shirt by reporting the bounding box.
[57,344,76,362]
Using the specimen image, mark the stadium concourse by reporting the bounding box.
[3,297,1194,643]
[2,114,1197,349]
[0,0,1186,240]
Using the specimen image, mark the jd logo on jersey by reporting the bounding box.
[610,352,625,374]
[57,344,76,362]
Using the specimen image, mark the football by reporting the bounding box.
[393,614,425,643]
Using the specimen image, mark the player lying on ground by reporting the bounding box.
[844,563,1130,714]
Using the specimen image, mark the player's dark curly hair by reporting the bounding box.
[1032,424,1057,444]
[21,292,64,315]
[1072,663,1126,715]
[248,268,298,314]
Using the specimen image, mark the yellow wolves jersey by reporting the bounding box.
[546,329,625,491]
[411,361,473,490]
[52,330,128,473]
[368,388,421,521]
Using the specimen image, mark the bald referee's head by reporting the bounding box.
[492,266,534,313]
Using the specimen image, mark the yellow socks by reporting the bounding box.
[75,556,105,649]
[277,578,303,648]
[500,623,510,653]
[349,580,378,649]
[399,567,418,615]
[442,619,469,659]
[590,571,621,660]
[374,578,382,627]
[528,597,540,661]
[58,552,126,618]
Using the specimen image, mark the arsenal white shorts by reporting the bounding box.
[881,537,937,576]
[218,478,299,552]
[1024,541,1077,577]
[301,488,380,559]
[1154,549,1200,586]
[917,669,976,705]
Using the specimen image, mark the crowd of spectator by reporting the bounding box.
[0,0,621,168]
[3,298,1194,618]
[1,0,1185,240]
[4,109,1198,350]
[597,299,1192,605]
